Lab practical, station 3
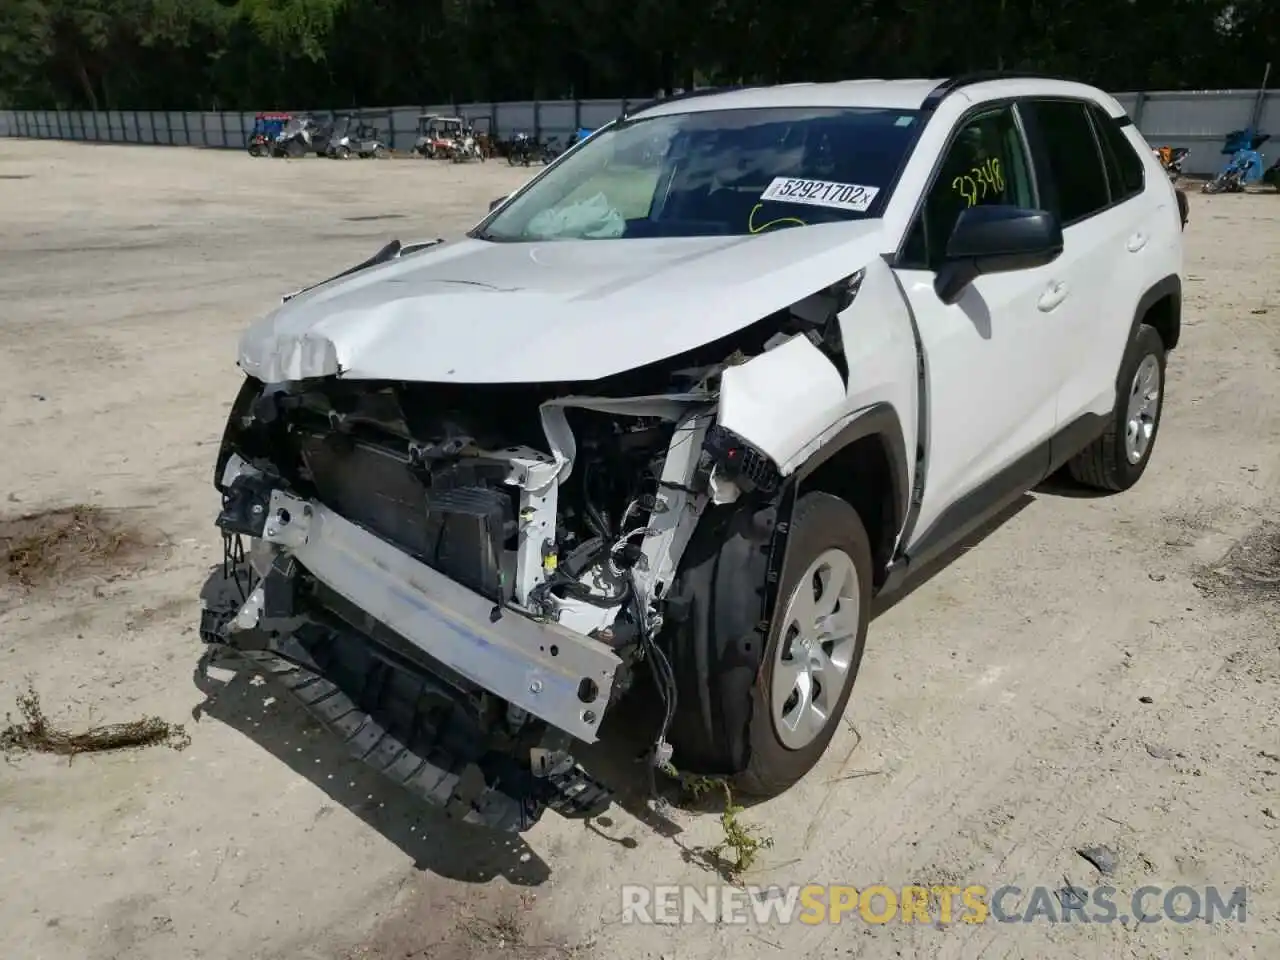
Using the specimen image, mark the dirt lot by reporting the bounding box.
[0,140,1277,960]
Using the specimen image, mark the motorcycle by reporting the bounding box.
[1154,145,1189,182]
[449,133,485,163]
[507,132,537,166]
[540,137,564,164]
[1202,129,1269,194]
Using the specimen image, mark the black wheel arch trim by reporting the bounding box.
[791,401,912,550]
[1131,273,1182,354]
[662,403,908,776]
[662,489,788,776]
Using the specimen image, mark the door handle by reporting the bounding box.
[1037,281,1068,312]
[1127,232,1148,252]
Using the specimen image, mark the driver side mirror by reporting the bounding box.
[934,205,1063,305]
[489,195,507,212]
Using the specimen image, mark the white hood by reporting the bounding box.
[238,221,889,384]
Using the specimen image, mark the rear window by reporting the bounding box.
[1023,99,1111,225]
[1089,105,1145,202]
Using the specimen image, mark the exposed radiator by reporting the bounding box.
[295,431,514,600]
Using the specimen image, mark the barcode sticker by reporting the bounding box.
[759,177,880,212]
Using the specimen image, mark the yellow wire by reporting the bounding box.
[748,203,807,234]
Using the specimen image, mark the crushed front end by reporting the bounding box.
[200,373,733,830]
[198,243,881,832]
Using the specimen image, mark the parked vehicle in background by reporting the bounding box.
[247,113,291,156]
[505,131,569,165]
[1153,145,1189,182]
[507,132,537,165]
[471,116,495,158]
[450,126,485,163]
[414,115,467,158]
[1203,129,1269,193]
[271,115,330,158]
[205,75,1186,833]
[1263,154,1280,191]
[327,113,390,159]
[540,136,565,163]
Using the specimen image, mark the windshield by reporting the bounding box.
[475,106,921,241]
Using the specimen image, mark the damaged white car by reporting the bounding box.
[203,75,1185,831]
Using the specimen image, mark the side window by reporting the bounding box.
[1088,104,1145,201]
[1023,99,1110,224]
[901,105,1035,267]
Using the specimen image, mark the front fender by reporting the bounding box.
[715,256,919,487]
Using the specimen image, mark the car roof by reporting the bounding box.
[629,76,1126,119]
[633,80,945,116]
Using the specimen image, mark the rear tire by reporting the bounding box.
[1067,323,1166,492]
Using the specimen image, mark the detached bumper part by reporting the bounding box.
[202,564,612,831]
[236,648,542,830]
[206,474,619,831]
[220,638,611,832]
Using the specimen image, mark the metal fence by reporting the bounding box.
[1,90,1276,176]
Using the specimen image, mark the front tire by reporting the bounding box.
[1067,323,1166,492]
[737,493,872,798]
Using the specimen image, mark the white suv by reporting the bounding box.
[206,75,1185,830]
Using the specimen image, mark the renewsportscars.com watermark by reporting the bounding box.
[621,884,1248,926]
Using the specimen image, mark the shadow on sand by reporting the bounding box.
[189,621,683,886]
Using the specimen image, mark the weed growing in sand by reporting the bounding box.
[2,682,191,758]
[682,775,776,882]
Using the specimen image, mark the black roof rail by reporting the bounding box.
[621,85,755,119]
[921,71,1079,112]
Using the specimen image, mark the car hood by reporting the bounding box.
[238,220,889,384]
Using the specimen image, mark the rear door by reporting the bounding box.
[1017,98,1150,433]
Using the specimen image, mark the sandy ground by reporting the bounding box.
[0,140,1277,960]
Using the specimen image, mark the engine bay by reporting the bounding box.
[220,376,712,651]
[213,281,851,668]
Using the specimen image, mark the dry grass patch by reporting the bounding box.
[1,504,159,593]
[1195,520,1280,606]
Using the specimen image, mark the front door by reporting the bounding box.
[893,102,1068,550]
